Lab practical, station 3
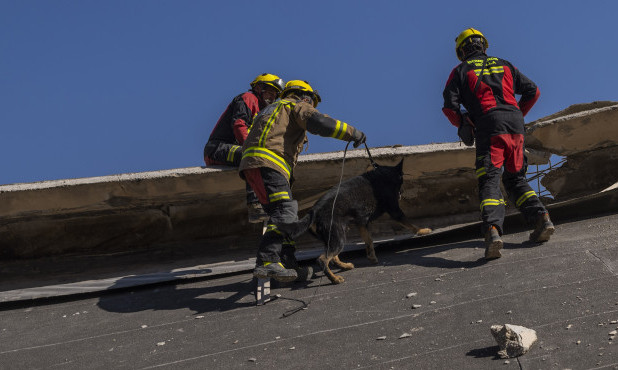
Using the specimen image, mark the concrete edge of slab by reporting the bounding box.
[1,187,617,305]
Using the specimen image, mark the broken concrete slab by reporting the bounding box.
[490,324,538,359]
[525,101,618,156]
[541,145,618,200]
[2,101,618,262]
[0,143,480,260]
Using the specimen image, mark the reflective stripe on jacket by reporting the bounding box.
[239,94,361,181]
[442,52,539,128]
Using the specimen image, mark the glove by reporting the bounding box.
[351,130,366,148]
[457,113,475,146]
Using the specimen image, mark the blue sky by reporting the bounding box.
[1,1,617,185]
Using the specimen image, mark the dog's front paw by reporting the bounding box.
[416,228,432,236]
[330,275,345,284]
[368,256,379,265]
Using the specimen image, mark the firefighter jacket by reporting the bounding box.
[205,91,260,152]
[442,51,539,131]
[239,94,362,181]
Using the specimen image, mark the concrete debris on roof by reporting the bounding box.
[490,324,538,359]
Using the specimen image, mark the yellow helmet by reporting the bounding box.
[250,73,284,93]
[455,28,489,60]
[281,80,322,107]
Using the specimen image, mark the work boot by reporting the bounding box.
[529,212,555,243]
[248,202,268,224]
[484,226,503,260]
[281,251,314,282]
[253,262,297,282]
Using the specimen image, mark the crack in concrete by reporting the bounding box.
[586,249,617,275]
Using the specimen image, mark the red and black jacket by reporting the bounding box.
[205,91,260,151]
[442,52,539,130]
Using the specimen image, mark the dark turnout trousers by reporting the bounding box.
[243,167,298,264]
[474,112,547,235]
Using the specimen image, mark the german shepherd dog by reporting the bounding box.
[278,159,432,284]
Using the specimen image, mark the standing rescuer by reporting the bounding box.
[442,28,555,260]
[239,80,367,282]
[204,73,284,223]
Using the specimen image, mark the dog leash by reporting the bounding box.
[363,143,379,169]
[281,142,352,318]
[281,141,379,318]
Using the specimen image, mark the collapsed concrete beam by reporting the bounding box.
[525,101,618,156]
[541,145,618,201]
[0,143,481,259]
[3,101,616,261]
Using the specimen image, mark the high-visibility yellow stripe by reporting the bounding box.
[331,120,342,138]
[242,146,291,178]
[480,198,506,211]
[258,102,285,147]
[265,224,282,235]
[263,261,285,267]
[474,66,504,76]
[258,100,294,147]
[339,122,348,139]
[269,191,290,202]
[476,167,486,178]
[330,120,348,140]
[516,190,537,207]
[227,145,241,163]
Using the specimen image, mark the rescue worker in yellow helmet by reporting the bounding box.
[239,80,366,282]
[203,73,284,223]
[442,28,554,260]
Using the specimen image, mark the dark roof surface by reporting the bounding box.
[1,207,617,369]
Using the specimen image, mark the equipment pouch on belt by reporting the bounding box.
[458,113,475,146]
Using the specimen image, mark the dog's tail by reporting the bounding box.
[275,210,315,240]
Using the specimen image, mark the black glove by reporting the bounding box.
[457,113,475,147]
[351,130,366,148]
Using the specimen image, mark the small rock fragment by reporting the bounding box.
[195,316,204,319]
[406,293,417,298]
[411,304,422,309]
[289,347,295,350]
[376,336,387,340]
[609,320,617,324]
[566,324,573,329]
[233,340,239,344]
[430,301,436,305]
[435,278,442,281]
[248,358,257,362]
[157,342,166,346]
[491,324,538,359]
[506,310,512,315]
[141,325,148,329]
[576,340,581,345]
[399,333,412,339]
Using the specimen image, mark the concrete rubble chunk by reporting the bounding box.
[490,324,538,359]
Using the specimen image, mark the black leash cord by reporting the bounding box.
[281,141,376,318]
[364,143,378,169]
[281,142,351,318]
